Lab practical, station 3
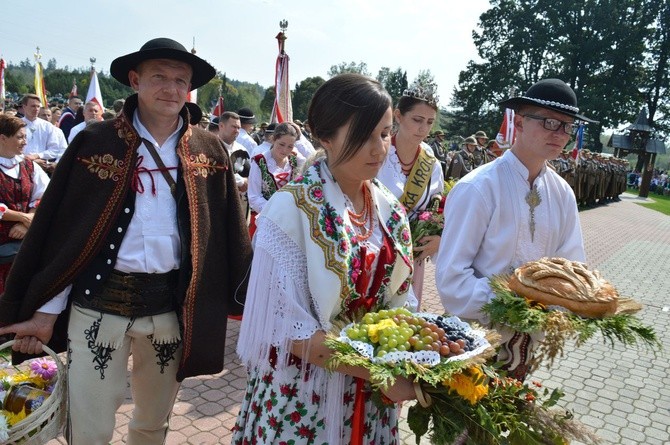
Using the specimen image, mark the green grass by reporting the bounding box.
[627,188,670,216]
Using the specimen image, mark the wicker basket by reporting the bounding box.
[0,341,67,445]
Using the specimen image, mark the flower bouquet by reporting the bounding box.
[325,308,599,445]
[408,179,457,256]
[0,341,66,444]
[483,257,660,369]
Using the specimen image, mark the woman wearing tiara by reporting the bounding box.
[377,81,444,306]
[232,74,416,444]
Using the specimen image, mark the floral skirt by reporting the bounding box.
[232,362,400,445]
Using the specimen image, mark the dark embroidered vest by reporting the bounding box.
[253,152,298,201]
[0,160,35,244]
[69,169,185,303]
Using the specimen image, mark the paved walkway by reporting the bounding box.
[47,192,670,444]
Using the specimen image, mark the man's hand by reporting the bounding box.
[34,159,56,173]
[414,235,441,262]
[0,312,58,354]
[24,154,40,161]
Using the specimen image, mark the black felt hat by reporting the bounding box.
[499,78,597,123]
[184,102,203,126]
[237,107,257,124]
[110,37,216,90]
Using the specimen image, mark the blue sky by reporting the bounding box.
[2,0,490,101]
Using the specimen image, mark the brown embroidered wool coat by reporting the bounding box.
[0,95,252,381]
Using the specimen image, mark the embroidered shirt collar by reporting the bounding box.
[504,149,547,183]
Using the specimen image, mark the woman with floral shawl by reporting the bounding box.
[233,74,417,444]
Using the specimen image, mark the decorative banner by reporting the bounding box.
[86,68,103,109]
[0,58,5,112]
[211,95,224,118]
[270,20,293,124]
[186,88,197,105]
[34,60,48,107]
[571,123,585,161]
[69,78,78,99]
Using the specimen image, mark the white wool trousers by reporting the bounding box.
[65,305,182,445]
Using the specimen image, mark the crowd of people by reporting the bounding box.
[0,37,634,444]
[629,168,670,196]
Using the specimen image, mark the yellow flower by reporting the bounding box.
[367,319,398,343]
[443,367,489,405]
[2,407,27,427]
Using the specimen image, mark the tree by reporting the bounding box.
[376,67,407,106]
[641,2,670,133]
[327,61,371,78]
[292,76,325,120]
[260,86,275,119]
[448,0,662,147]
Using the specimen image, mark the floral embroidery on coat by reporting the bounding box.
[78,154,126,182]
[186,153,228,178]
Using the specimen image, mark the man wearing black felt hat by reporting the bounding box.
[436,79,595,381]
[0,37,252,444]
[235,107,259,155]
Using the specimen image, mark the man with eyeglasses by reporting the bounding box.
[57,95,84,140]
[435,78,597,381]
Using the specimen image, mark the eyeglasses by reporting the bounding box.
[521,114,577,135]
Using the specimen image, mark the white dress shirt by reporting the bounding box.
[21,117,67,160]
[236,128,258,156]
[434,149,586,323]
[38,112,184,314]
[294,136,316,159]
[67,121,87,144]
[252,141,272,157]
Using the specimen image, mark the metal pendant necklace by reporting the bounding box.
[525,185,541,242]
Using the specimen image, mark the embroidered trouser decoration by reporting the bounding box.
[148,334,180,374]
[67,305,183,445]
[499,331,532,381]
[83,314,118,380]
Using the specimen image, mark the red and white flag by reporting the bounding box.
[494,108,515,153]
[86,68,103,109]
[0,58,6,111]
[69,78,78,99]
[211,95,224,118]
[34,60,48,107]
[186,88,197,105]
[270,31,293,123]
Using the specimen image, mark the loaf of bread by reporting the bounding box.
[507,257,619,318]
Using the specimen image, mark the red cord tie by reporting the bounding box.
[131,155,177,196]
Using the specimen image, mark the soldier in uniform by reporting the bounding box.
[474,130,495,165]
[429,130,448,174]
[446,135,478,179]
